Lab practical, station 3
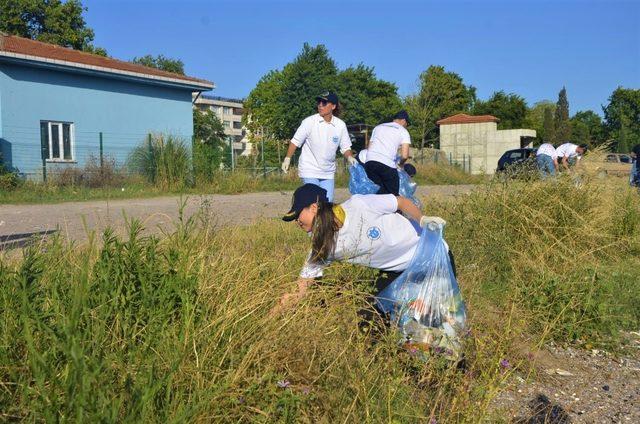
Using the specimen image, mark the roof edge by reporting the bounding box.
[0,50,214,90]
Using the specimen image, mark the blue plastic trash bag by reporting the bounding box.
[376,223,466,359]
[398,168,422,208]
[348,162,380,195]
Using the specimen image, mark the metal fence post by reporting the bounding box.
[99,132,104,181]
[261,137,266,179]
[40,131,47,183]
[148,133,153,182]
[99,132,104,168]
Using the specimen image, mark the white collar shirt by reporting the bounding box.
[299,194,420,279]
[556,143,579,159]
[537,143,557,159]
[291,114,352,179]
[366,122,412,167]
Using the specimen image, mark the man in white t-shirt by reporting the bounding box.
[364,110,412,195]
[556,142,587,171]
[281,91,355,201]
[536,142,559,178]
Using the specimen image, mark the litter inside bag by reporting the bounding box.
[398,168,422,208]
[376,224,466,360]
[348,162,380,195]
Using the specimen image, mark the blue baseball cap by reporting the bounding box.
[282,184,329,221]
[315,91,339,105]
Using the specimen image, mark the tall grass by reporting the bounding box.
[127,134,192,190]
[1,176,638,421]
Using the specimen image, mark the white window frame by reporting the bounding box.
[44,121,75,162]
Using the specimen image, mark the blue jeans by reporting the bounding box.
[302,178,335,202]
[631,160,640,187]
[536,154,556,179]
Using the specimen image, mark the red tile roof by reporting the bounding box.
[436,113,500,125]
[0,33,213,89]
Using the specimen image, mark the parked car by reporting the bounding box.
[496,148,537,177]
[596,153,633,176]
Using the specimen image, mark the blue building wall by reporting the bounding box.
[0,61,195,179]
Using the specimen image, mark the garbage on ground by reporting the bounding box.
[348,162,379,195]
[515,394,571,424]
[545,369,574,377]
[376,223,466,361]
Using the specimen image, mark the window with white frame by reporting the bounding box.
[40,121,75,161]
[223,106,232,115]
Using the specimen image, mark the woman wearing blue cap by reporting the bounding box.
[280,92,356,202]
[277,183,447,314]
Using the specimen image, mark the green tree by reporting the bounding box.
[570,110,604,147]
[524,100,555,143]
[602,87,640,152]
[243,70,287,143]
[336,64,402,126]
[404,65,476,148]
[244,43,338,141]
[131,54,185,75]
[192,109,226,180]
[554,86,571,144]
[277,43,339,139]
[473,90,528,129]
[0,0,106,56]
[542,108,555,144]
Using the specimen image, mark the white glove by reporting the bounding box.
[281,157,291,174]
[420,216,446,228]
[347,156,357,166]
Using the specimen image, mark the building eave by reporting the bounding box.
[0,51,214,91]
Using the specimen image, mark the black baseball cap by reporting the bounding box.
[315,91,339,105]
[403,163,417,177]
[393,110,410,125]
[282,184,329,222]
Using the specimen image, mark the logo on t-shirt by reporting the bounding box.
[367,226,381,240]
[332,136,339,144]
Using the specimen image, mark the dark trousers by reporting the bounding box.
[364,160,400,196]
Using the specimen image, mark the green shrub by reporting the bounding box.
[128,134,192,189]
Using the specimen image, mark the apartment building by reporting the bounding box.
[193,94,252,156]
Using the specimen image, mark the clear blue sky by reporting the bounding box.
[84,0,639,116]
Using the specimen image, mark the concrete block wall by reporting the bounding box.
[439,122,536,175]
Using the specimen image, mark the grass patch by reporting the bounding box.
[0,162,479,205]
[1,175,637,421]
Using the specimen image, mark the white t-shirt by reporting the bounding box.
[291,114,352,179]
[556,143,579,159]
[366,122,411,167]
[299,194,420,278]
[537,143,557,159]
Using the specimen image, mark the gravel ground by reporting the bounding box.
[0,185,474,249]
[492,333,640,423]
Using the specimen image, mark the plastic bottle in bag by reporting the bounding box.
[376,223,466,359]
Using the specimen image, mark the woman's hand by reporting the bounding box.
[270,278,314,315]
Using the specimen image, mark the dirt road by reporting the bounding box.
[0,185,474,249]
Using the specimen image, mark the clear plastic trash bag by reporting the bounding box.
[348,162,380,195]
[398,168,422,208]
[376,223,466,359]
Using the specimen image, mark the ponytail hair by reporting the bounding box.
[311,200,339,262]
